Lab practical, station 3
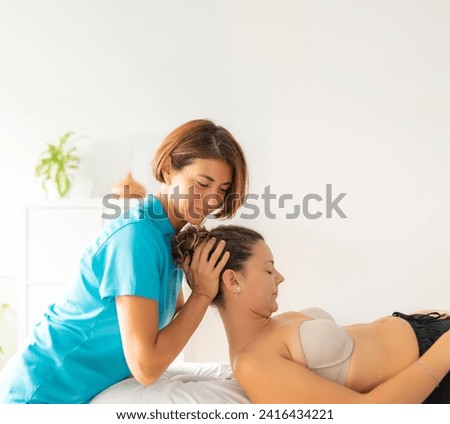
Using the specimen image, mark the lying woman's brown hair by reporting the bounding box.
[172,224,264,307]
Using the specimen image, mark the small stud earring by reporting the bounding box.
[235,286,241,297]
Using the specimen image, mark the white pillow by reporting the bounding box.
[90,362,250,404]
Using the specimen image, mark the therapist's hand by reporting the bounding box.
[183,237,229,301]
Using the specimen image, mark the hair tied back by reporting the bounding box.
[172,225,210,267]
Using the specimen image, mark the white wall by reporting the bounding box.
[1,0,450,363]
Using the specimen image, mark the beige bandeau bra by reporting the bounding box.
[299,307,354,385]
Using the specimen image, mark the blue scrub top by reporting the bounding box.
[0,195,183,403]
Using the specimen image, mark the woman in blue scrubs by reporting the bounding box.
[0,119,248,403]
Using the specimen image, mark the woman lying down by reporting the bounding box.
[172,225,450,404]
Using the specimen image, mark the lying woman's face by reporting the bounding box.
[238,240,285,317]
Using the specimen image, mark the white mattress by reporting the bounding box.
[90,362,250,404]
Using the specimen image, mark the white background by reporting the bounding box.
[0,0,449,363]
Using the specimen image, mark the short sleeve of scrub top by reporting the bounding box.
[93,222,164,301]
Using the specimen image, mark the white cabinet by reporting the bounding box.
[19,200,104,342]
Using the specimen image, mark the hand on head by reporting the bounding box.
[183,237,230,301]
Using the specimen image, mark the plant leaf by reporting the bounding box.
[59,131,73,147]
[35,163,47,176]
[56,169,70,197]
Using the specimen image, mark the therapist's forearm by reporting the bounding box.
[143,293,211,384]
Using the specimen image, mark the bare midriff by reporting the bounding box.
[344,316,420,392]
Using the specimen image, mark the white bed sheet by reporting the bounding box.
[90,362,250,404]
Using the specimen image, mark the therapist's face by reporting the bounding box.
[165,158,233,226]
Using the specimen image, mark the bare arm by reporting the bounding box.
[116,292,210,385]
[117,238,229,386]
[234,331,450,404]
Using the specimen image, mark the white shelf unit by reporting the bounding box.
[19,200,105,343]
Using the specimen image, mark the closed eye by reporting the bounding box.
[197,182,229,193]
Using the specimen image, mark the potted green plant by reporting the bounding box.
[35,131,81,198]
[0,303,8,354]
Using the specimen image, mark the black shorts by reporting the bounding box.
[393,311,450,404]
